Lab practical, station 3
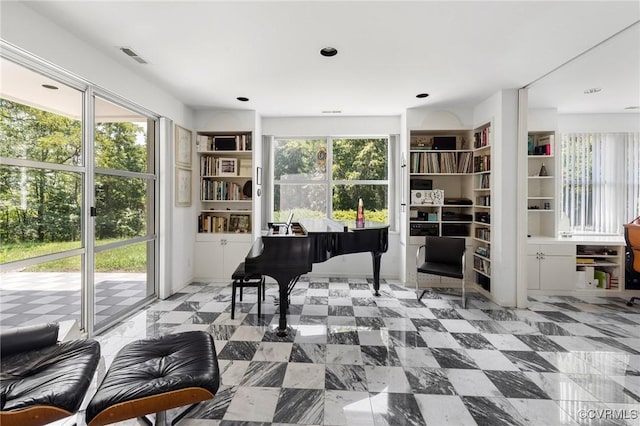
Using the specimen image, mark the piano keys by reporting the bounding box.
[245,218,389,336]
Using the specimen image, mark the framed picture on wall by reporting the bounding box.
[175,167,192,207]
[175,125,192,168]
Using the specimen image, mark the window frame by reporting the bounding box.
[269,135,395,228]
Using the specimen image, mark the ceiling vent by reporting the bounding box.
[120,47,148,64]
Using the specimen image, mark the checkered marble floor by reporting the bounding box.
[85,276,640,426]
[0,272,147,329]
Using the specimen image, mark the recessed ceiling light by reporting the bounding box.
[322,110,342,114]
[624,106,639,110]
[237,97,249,102]
[320,47,338,57]
[416,93,429,98]
[42,84,59,90]
[583,88,602,94]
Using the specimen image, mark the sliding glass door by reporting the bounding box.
[0,53,159,335]
[92,96,158,332]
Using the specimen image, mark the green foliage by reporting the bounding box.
[332,209,388,223]
[275,208,388,224]
[272,138,389,218]
[0,98,148,247]
[332,138,388,211]
[0,240,146,272]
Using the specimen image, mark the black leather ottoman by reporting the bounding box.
[85,331,219,426]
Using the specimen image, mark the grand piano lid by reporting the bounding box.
[298,218,388,233]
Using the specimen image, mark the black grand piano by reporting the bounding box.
[245,217,389,335]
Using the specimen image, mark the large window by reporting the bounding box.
[271,137,391,224]
[561,132,640,234]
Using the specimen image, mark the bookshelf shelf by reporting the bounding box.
[473,268,491,278]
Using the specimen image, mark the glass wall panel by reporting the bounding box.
[0,165,82,262]
[0,255,82,330]
[94,241,150,329]
[274,183,327,220]
[273,139,327,180]
[0,58,83,166]
[332,184,389,223]
[94,174,149,245]
[332,138,388,180]
[95,97,150,173]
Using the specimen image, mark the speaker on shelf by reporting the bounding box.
[410,179,433,190]
[433,136,457,150]
[214,136,237,151]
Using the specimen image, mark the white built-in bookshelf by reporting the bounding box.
[472,123,492,292]
[196,131,253,234]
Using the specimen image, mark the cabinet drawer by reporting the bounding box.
[528,243,574,256]
[540,244,574,256]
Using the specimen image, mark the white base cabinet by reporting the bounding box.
[195,233,252,280]
[527,243,575,290]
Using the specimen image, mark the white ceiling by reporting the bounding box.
[14,1,640,116]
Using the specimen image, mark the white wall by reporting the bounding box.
[558,113,640,133]
[406,106,475,130]
[262,115,401,136]
[1,2,196,296]
[528,108,558,132]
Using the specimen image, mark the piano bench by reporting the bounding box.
[231,262,265,319]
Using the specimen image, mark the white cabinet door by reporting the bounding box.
[527,254,541,290]
[194,235,252,281]
[528,243,576,291]
[222,240,252,278]
[194,241,224,280]
[540,255,576,291]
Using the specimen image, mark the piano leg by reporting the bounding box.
[277,279,289,337]
[371,251,383,296]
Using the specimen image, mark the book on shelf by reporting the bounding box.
[477,174,490,189]
[195,134,252,152]
[474,155,490,172]
[201,180,243,201]
[576,258,596,264]
[198,214,228,233]
[410,152,472,174]
[473,256,491,275]
[474,127,490,148]
[239,159,252,177]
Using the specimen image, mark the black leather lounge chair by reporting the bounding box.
[0,323,101,426]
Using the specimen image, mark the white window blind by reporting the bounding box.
[562,132,640,234]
